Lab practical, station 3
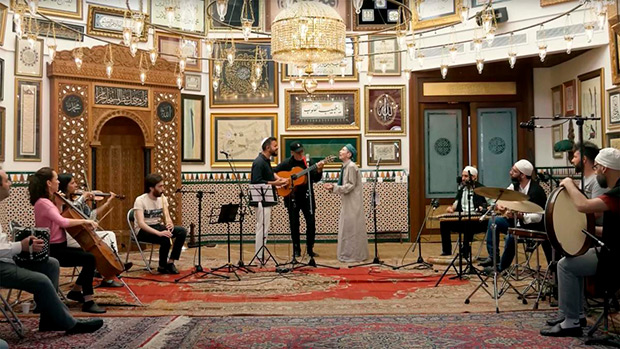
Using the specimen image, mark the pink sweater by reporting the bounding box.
[34,198,71,244]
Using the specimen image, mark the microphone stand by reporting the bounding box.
[394,199,436,270]
[350,158,396,269]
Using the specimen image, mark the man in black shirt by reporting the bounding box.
[250,137,288,260]
[275,142,325,258]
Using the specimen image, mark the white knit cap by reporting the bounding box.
[595,147,620,170]
[463,166,478,176]
[514,159,534,176]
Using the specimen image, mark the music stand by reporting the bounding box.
[248,184,280,267]
[210,204,252,280]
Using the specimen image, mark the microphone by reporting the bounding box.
[519,121,545,130]
[431,198,440,209]
[220,150,230,156]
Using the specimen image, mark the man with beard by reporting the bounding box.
[571,142,608,211]
[541,148,620,337]
[250,137,289,261]
[479,159,551,274]
[133,173,187,274]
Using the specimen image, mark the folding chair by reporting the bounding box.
[0,292,24,338]
[125,209,155,274]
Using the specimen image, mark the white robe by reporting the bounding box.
[332,160,369,263]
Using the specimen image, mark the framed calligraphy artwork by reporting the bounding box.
[62,95,84,118]
[281,38,357,82]
[13,18,84,41]
[11,0,83,19]
[87,5,148,41]
[551,84,564,117]
[211,113,277,168]
[86,0,147,12]
[182,94,205,163]
[563,79,576,116]
[151,0,205,34]
[578,69,606,148]
[210,39,278,108]
[367,139,401,165]
[0,3,7,46]
[15,38,43,78]
[352,0,406,31]
[280,134,361,168]
[93,85,149,109]
[14,79,41,161]
[609,26,620,85]
[156,32,202,72]
[609,132,620,150]
[0,107,4,161]
[414,0,462,30]
[608,87,620,131]
[208,0,265,32]
[552,124,563,159]
[266,0,350,31]
[184,73,202,91]
[365,85,406,136]
[284,89,360,131]
[368,35,401,76]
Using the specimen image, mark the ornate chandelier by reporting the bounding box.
[271,1,346,67]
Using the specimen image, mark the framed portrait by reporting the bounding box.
[156,32,202,72]
[0,58,3,102]
[609,132,620,150]
[0,107,4,161]
[552,124,563,159]
[211,113,277,168]
[14,78,42,162]
[184,73,202,92]
[609,88,620,131]
[11,0,82,19]
[280,134,361,168]
[210,40,278,108]
[367,139,401,166]
[609,27,620,85]
[365,85,406,136]
[353,0,406,31]
[15,38,43,78]
[86,0,147,12]
[87,5,148,41]
[540,0,576,6]
[151,0,205,34]
[414,0,463,30]
[281,38,357,82]
[13,18,84,41]
[563,79,576,116]
[209,0,265,32]
[368,35,401,76]
[472,0,509,6]
[0,3,7,46]
[551,84,564,117]
[181,94,205,163]
[284,89,360,131]
[578,68,606,148]
[266,0,350,31]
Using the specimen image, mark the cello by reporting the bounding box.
[54,192,124,278]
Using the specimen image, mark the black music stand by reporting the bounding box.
[210,204,252,280]
[394,199,437,270]
[248,184,280,267]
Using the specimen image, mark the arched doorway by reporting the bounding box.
[94,117,146,235]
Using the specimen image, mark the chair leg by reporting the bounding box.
[0,294,24,338]
[148,245,154,271]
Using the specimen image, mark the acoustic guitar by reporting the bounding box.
[276,155,335,197]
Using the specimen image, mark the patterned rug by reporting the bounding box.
[3,312,613,348]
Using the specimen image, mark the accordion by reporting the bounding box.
[12,227,50,263]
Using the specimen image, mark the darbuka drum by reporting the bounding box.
[508,228,547,241]
[545,186,595,257]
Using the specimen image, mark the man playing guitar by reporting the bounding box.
[275,142,326,258]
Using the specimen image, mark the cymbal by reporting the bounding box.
[497,200,544,214]
[473,187,528,201]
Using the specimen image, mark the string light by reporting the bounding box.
[47,23,57,61]
[290,77,297,89]
[240,0,255,41]
[129,38,138,57]
[216,0,229,21]
[105,44,113,78]
[440,46,449,80]
[355,56,364,72]
[204,39,214,57]
[212,76,220,91]
[564,14,574,54]
[149,48,158,65]
[460,0,469,23]
[537,24,547,63]
[28,0,38,15]
[486,27,496,46]
[328,74,335,86]
[366,73,373,84]
[214,60,222,77]
[73,45,84,70]
[476,52,484,74]
[176,73,183,89]
[339,59,347,77]
[507,33,517,69]
[584,23,595,43]
[251,79,258,92]
[403,68,411,81]
[122,27,132,46]
[179,56,186,72]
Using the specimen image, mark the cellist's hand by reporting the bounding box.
[109,192,117,200]
[84,220,98,230]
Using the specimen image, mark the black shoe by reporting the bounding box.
[293,250,301,258]
[168,263,179,274]
[94,271,102,279]
[98,279,123,288]
[478,258,495,267]
[546,317,587,327]
[124,262,133,272]
[82,301,106,314]
[440,252,451,256]
[308,251,319,258]
[158,263,179,274]
[66,319,104,335]
[67,290,85,303]
[540,324,582,337]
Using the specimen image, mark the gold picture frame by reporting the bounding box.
[211,113,278,168]
[551,84,564,117]
[0,3,7,46]
[14,38,43,78]
[155,32,202,72]
[14,78,42,162]
[578,68,606,148]
[284,89,360,131]
[87,5,148,42]
[552,124,564,159]
[540,0,576,6]
[11,0,83,19]
[368,34,402,76]
[413,0,463,30]
[609,25,620,85]
[365,85,407,136]
[367,139,401,166]
[208,0,265,32]
[0,106,5,161]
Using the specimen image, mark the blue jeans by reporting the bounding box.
[485,217,515,271]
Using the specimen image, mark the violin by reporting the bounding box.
[74,190,126,201]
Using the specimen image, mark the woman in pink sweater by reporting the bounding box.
[29,167,105,314]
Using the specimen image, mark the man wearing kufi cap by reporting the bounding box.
[541,148,620,337]
[480,159,552,274]
[323,144,369,263]
[439,166,489,258]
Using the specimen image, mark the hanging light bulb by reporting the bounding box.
[403,68,411,81]
[486,27,496,46]
[416,51,425,67]
[214,60,222,77]
[176,73,183,89]
[254,63,263,79]
[122,27,132,46]
[251,79,258,92]
[226,48,235,65]
[449,46,458,63]
[537,25,547,62]
[396,30,407,51]
[473,37,483,53]
[242,19,252,41]
[460,3,469,23]
[353,0,363,14]
[482,7,493,34]
[328,74,335,86]
[212,77,220,91]
[165,6,175,27]
[380,59,387,74]
[179,56,186,72]
[27,33,36,49]
[290,77,297,89]
[48,44,57,61]
[15,22,23,38]
[597,10,606,30]
[440,64,449,79]
[584,23,595,43]
[149,48,158,65]
[140,69,147,85]
[339,60,347,77]
[407,42,415,60]
[476,57,484,74]
[204,39,214,57]
[129,39,138,57]
[355,56,364,72]
[565,35,574,54]
[106,61,113,78]
[302,77,318,94]
[73,47,84,70]
[28,0,38,15]
[132,12,145,36]
[216,0,229,21]
[366,73,373,84]
[538,44,547,62]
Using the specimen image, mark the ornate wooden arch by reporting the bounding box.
[48,45,183,221]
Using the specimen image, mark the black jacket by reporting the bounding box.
[274,156,322,209]
[455,181,487,213]
[510,180,547,232]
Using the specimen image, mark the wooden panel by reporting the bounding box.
[423,82,517,96]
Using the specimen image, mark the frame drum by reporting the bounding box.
[545,186,595,257]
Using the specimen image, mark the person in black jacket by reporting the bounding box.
[440,166,488,258]
[274,142,325,258]
[480,159,552,273]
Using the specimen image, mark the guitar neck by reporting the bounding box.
[295,163,318,178]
